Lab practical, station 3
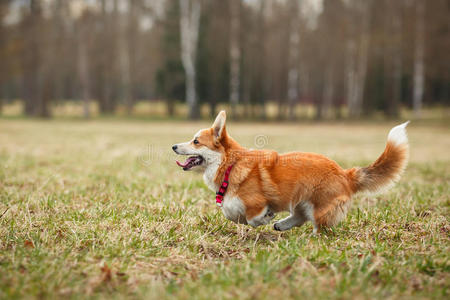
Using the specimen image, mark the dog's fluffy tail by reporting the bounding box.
[347,122,410,194]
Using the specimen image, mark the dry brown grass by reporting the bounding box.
[0,119,449,299]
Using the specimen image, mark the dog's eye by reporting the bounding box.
[193,139,199,145]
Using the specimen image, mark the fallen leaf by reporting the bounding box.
[24,240,34,248]
[101,263,112,282]
[278,265,292,277]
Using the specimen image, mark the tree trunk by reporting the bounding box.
[0,3,3,115]
[229,0,241,119]
[413,0,425,118]
[257,0,267,120]
[315,81,323,120]
[287,0,300,121]
[22,0,51,118]
[346,39,357,117]
[97,0,117,114]
[242,72,251,118]
[77,27,90,119]
[209,100,217,118]
[186,69,198,118]
[38,76,51,118]
[354,4,370,117]
[119,20,132,115]
[98,0,108,114]
[120,0,138,115]
[322,66,334,119]
[383,0,402,118]
[22,0,38,116]
[391,6,402,118]
[179,0,201,119]
[0,82,3,114]
[127,3,138,115]
[348,0,372,118]
[52,0,69,105]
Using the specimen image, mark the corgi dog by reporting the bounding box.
[172,111,409,233]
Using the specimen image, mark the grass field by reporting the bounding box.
[0,119,449,299]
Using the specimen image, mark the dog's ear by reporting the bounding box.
[212,110,226,142]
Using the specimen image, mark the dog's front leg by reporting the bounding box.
[246,206,275,227]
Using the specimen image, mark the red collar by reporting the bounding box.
[215,164,233,207]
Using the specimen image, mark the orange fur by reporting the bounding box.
[174,111,409,231]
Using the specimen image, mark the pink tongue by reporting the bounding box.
[176,157,196,168]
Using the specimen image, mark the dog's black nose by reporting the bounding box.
[172,145,178,151]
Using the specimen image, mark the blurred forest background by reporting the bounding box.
[0,0,448,120]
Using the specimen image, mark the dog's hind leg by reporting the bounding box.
[273,213,306,231]
[314,196,351,229]
[273,202,310,231]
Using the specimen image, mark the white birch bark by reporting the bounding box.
[348,0,371,118]
[179,0,201,119]
[229,0,241,118]
[413,0,425,118]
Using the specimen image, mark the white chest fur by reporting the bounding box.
[201,148,222,192]
[222,195,247,224]
[203,169,246,223]
[203,162,220,192]
[201,152,246,224]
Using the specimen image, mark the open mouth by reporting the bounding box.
[176,155,204,171]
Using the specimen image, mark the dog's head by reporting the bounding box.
[172,111,228,171]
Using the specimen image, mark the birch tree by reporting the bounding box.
[179,0,201,119]
[346,38,357,117]
[384,0,403,118]
[287,0,300,120]
[0,2,5,114]
[95,0,119,114]
[116,1,137,115]
[255,0,268,119]
[22,0,51,117]
[318,0,342,119]
[322,66,334,119]
[413,0,425,118]
[391,1,403,118]
[77,14,91,119]
[51,0,70,103]
[229,0,241,119]
[347,0,372,118]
